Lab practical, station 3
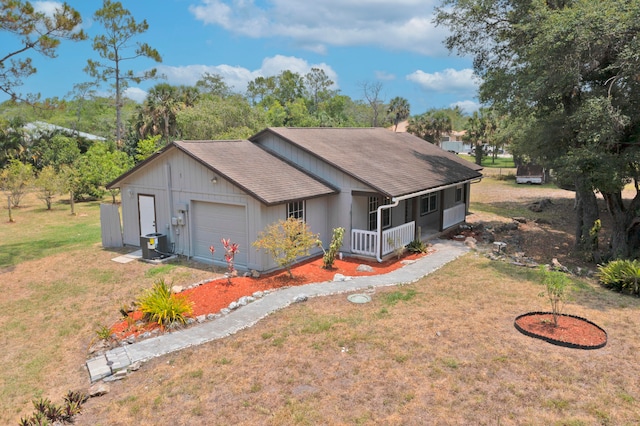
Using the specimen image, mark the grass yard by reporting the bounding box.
[458,153,516,168]
[2,184,640,425]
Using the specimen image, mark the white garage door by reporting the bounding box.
[192,201,248,268]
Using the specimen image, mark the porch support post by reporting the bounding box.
[412,197,420,239]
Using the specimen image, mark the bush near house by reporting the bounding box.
[253,217,320,278]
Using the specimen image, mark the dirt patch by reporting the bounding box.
[467,179,589,269]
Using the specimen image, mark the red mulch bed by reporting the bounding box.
[515,313,607,349]
[110,252,428,340]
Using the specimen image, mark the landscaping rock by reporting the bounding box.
[228,301,239,310]
[88,383,110,398]
[220,308,231,315]
[333,273,352,281]
[293,294,308,303]
[529,198,553,212]
[250,269,261,278]
[196,315,206,323]
[356,264,374,272]
[171,285,183,293]
[464,236,477,249]
[252,291,264,298]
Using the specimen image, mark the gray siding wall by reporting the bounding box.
[256,134,375,253]
[119,148,335,272]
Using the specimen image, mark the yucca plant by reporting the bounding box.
[137,279,193,326]
[598,259,640,295]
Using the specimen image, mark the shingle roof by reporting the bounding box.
[108,140,338,205]
[251,127,483,198]
[176,140,339,205]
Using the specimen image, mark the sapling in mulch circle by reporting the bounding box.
[538,266,571,327]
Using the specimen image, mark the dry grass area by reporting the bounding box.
[2,180,640,425]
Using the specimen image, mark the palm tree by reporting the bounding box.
[388,97,411,132]
[137,83,187,145]
[407,110,452,146]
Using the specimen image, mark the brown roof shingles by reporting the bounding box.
[174,140,338,205]
[251,127,483,198]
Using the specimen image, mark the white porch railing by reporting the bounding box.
[382,221,415,256]
[352,221,416,258]
[351,229,378,257]
[443,203,466,229]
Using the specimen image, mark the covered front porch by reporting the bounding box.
[350,203,466,259]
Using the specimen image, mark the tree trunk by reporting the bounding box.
[602,192,629,259]
[573,177,599,258]
[474,142,483,166]
[602,188,640,260]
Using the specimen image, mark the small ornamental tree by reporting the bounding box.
[253,217,319,278]
[538,267,571,327]
[1,159,34,207]
[35,165,64,210]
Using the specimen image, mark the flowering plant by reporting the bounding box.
[209,245,215,272]
[221,238,239,284]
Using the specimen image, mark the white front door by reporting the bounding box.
[138,194,157,236]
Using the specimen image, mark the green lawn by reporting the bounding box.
[0,195,103,268]
[458,153,516,168]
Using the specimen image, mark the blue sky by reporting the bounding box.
[1,0,481,115]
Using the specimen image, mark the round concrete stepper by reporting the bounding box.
[347,293,372,304]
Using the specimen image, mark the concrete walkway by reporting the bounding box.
[86,239,469,382]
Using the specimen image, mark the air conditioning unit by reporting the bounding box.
[140,233,169,260]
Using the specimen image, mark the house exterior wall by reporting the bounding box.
[255,133,376,253]
[118,148,335,272]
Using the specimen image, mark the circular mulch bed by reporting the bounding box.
[514,312,607,350]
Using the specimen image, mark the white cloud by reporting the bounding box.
[406,68,479,93]
[188,0,449,56]
[451,100,480,115]
[33,1,62,15]
[124,87,148,103]
[375,71,396,81]
[156,55,339,93]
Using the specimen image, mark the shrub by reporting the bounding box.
[598,259,640,295]
[321,227,345,269]
[538,267,571,326]
[137,279,193,326]
[19,391,88,425]
[253,217,319,278]
[406,238,429,254]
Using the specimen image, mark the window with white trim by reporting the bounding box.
[420,193,438,216]
[368,196,391,231]
[287,200,305,220]
[455,185,463,203]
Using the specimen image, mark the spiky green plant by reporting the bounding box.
[137,279,193,326]
[598,259,640,295]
